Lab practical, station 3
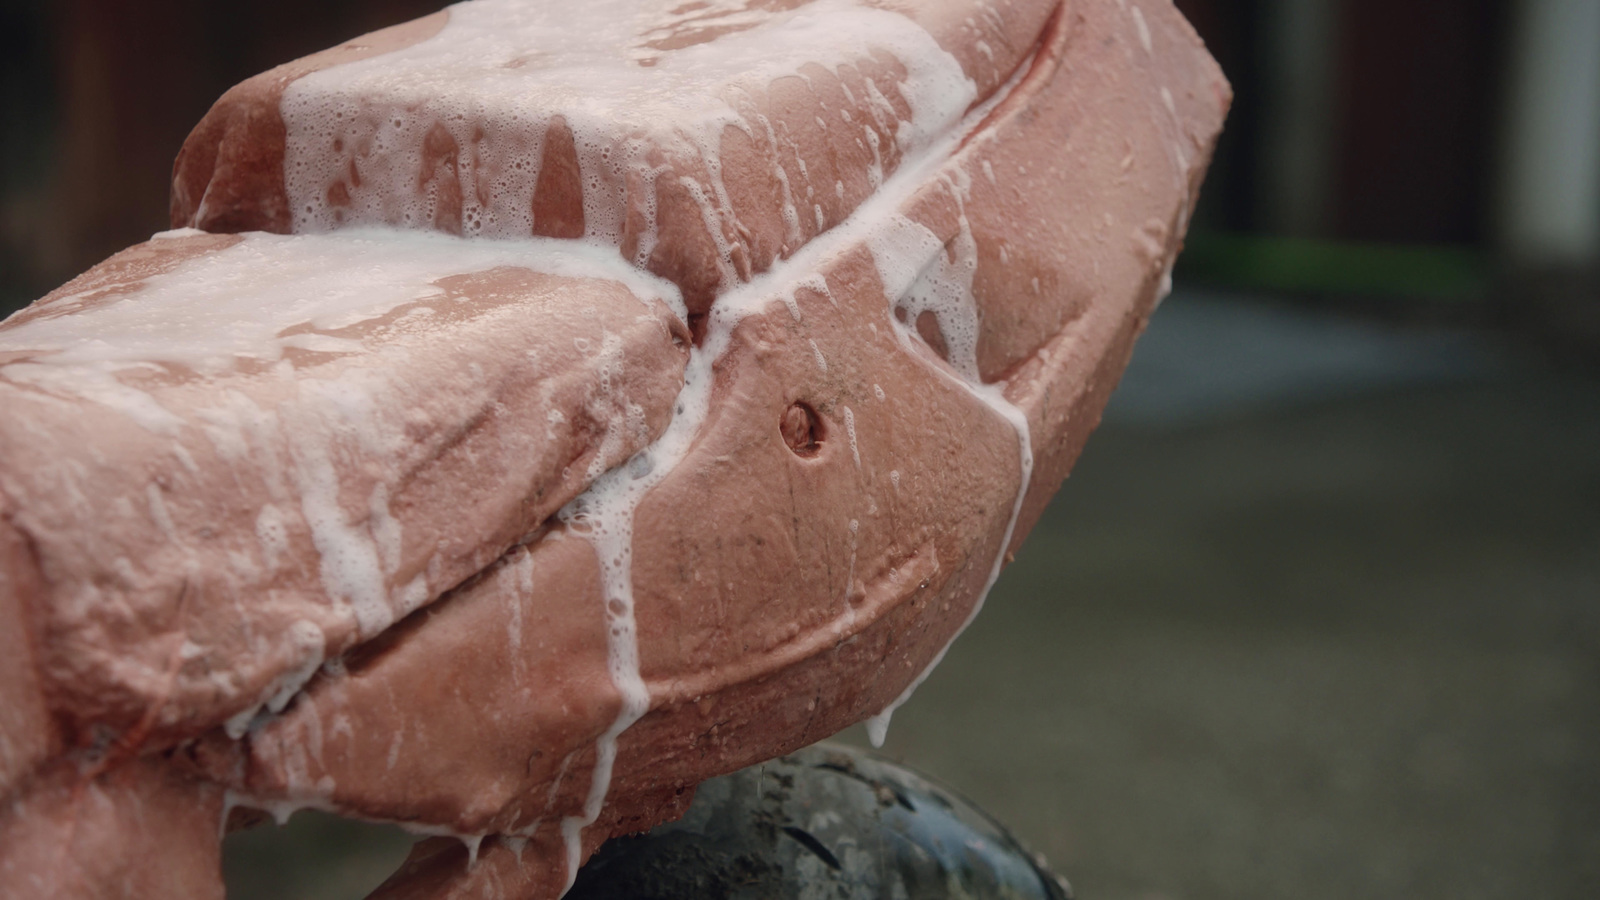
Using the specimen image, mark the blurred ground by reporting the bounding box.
[224,288,1600,899]
[837,290,1600,900]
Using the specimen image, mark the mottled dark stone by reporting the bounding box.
[570,742,1072,900]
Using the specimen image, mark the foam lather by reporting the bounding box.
[0,1,1228,897]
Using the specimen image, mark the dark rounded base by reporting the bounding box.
[570,741,1072,900]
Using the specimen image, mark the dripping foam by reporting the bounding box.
[545,36,1037,889]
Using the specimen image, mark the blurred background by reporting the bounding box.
[2,1,1596,898]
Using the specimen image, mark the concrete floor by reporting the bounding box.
[223,293,1600,898]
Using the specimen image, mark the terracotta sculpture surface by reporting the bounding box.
[0,1,1228,896]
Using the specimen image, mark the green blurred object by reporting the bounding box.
[1177,231,1491,302]
[223,810,415,900]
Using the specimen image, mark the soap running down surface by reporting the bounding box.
[0,1,1230,898]
[280,0,975,245]
[228,293,1600,900]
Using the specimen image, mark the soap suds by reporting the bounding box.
[544,38,1029,884]
[842,405,860,468]
[0,230,680,380]
[858,160,1034,748]
[281,0,977,289]
[25,5,1043,875]
[808,338,828,372]
[0,227,685,748]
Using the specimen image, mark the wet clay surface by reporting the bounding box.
[0,2,1228,898]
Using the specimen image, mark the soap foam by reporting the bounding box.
[546,43,1029,888]
[9,8,1039,874]
[860,180,1034,749]
[0,228,684,745]
[280,0,977,284]
[0,229,682,378]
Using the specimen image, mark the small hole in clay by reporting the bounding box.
[686,313,709,346]
[913,310,950,361]
[780,402,824,458]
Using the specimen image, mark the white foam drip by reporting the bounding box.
[865,374,1030,747]
[546,219,801,887]
[844,517,861,609]
[808,338,828,372]
[281,0,977,275]
[545,42,1028,890]
[859,170,1034,749]
[462,833,485,867]
[550,284,739,892]
[0,228,686,746]
[220,788,500,861]
[756,111,805,250]
[289,413,396,637]
[781,274,833,321]
[553,491,650,890]
[866,178,985,382]
[1131,5,1153,55]
[842,405,860,468]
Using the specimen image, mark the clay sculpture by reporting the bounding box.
[0,1,1228,897]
